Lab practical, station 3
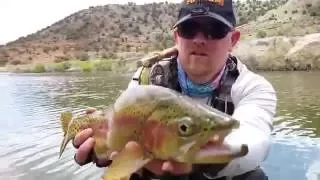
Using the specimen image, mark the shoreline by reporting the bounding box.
[2,33,320,73]
[1,58,139,74]
[1,60,318,74]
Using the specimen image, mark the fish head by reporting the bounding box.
[149,107,239,161]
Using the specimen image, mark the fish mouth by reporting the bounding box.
[194,141,249,163]
[208,118,240,134]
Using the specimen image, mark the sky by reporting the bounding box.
[0,0,181,45]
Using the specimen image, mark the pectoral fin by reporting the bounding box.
[102,142,152,180]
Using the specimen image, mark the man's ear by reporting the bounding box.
[230,29,240,50]
[173,30,179,45]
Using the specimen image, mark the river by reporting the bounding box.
[0,71,319,180]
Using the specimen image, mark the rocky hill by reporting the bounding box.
[232,0,320,71]
[0,0,290,67]
[238,0,320,39]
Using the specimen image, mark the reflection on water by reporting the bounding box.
[1,71,320,180]
[257,71,320,180]
[263,71,320,138]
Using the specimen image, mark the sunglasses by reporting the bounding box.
[176,19,231,40]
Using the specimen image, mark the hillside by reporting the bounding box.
[0,0,290,67]
[238,0,320,39]
[231,0,320,71]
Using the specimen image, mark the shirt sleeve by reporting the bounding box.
[216,68,277,177]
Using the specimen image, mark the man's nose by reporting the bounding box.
[192,32,207,46]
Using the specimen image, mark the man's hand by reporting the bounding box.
[72,107,111,167]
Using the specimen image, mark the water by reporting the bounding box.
[0,71,320,180]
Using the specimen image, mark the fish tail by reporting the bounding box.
[59,111,73,159]
[60,111,72,135]
[59,133,71,159]
[58,108,112,159]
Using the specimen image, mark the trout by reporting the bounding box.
[59,85,248,180]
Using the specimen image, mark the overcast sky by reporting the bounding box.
[0,0,181,45]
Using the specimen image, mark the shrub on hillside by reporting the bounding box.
[75,52,89,61]
[10,60,22,65]
[94,60,112,71]
[256,30,267,38]
[32,64,46,73]
[0,59,8,66]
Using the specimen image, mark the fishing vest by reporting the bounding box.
[133,55,240,115]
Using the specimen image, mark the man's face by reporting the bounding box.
[174,17,240,83]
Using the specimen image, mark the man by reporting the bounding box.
[72,0,277,179]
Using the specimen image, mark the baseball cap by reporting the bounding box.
[173,0,237,29]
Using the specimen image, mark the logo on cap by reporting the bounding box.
[185,0,224,6]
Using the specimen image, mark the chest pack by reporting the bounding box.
[134,49,240,115]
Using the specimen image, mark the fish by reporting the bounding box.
[58,85,248,180]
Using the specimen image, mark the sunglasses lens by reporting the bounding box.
[206,21,231,39]
[177,20,231,40]
[177,21,198,39]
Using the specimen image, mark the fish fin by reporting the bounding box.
[193,143,249,164]
[59,132,72,159]
[60,111,72,135]
[59,112,73,159]
[102,143,152,180]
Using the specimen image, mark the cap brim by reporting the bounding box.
[172,12,233,29]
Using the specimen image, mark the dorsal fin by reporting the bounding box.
[60,111,72,135]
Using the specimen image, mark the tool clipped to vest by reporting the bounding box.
[137,46,180,90]
[138,46,178,68]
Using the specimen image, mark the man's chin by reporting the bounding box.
[189,56,209,64]
[187,66,211,76]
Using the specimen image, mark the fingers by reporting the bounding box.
[96,142,140,168]
[110,151,119,159]
[74,131,112,167]
[94,158,112,168]
[73,128,93,148]
[74,137,95,165]
[125,141,141,150]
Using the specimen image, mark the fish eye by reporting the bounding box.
[178,117,195,136]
